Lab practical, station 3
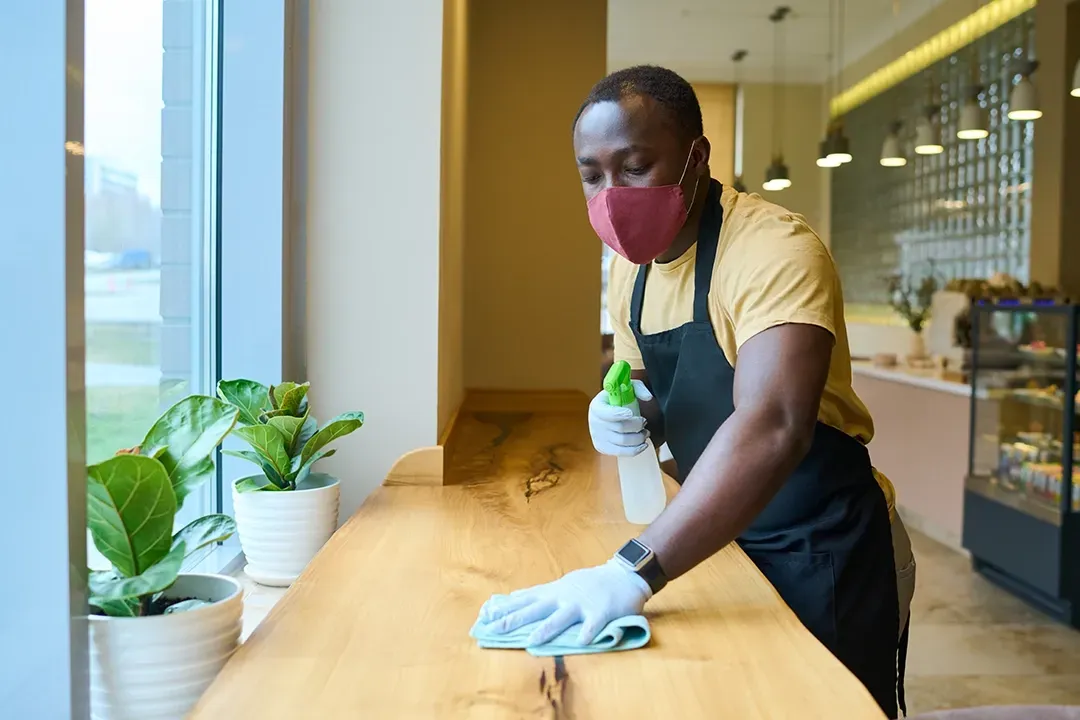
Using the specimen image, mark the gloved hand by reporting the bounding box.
[475,559,652,647]
[589,380,653,457]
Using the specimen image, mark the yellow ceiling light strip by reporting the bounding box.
[829,0,1036,118]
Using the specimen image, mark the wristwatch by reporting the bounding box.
[614,538,668,594]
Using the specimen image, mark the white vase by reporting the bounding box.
[233,472,340,586]
[88,573,242,720]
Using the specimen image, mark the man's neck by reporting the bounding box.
[654,175,709,265]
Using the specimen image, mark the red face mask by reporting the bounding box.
[587,141,701,265]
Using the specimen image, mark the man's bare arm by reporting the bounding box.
[637,323,833,579]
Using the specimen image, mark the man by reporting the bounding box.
[476,65,914,718]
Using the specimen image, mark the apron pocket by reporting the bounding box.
[745,550,838,650]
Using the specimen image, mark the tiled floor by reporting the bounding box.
[905,530,1080,713]
[233,530,1080,713]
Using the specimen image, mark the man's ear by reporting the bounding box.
[693,136,712,174]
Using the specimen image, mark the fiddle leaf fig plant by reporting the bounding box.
[217,379,364,492]
[86,396,240,617]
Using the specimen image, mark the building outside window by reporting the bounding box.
[84,0,218,568]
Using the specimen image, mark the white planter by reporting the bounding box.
[88,573,243,720]
[233,472,340,586]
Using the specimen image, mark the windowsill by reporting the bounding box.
[231,566,289,641]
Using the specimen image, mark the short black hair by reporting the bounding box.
[573,65,703,141]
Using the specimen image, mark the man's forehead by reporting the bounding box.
[575,94,675,147]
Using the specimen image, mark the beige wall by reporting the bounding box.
[439,0,468,438]
[462,0,606,396]
[741,82,828,236]
[306,0,445,518]
[1062,0,1080,297]
[693,83,736,184]
[1032,0,1068,291]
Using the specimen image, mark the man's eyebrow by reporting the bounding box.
[575,144,646,165]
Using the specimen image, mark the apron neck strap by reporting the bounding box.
[629,180,724,331]
[692,180,723,323]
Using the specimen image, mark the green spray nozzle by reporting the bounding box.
[603,360,637,408]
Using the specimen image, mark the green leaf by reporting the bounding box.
[235,476,282,493]
[141,396,240,506]
[234,424,291,478]
[91,597,139,617]
[172,514,236,559]
[294,448,336,488]
[217,379,271,426]
[279,383,310,416]
[268,384,280,410]
[87,455,177,578]
[164,599,211,615]
[89,542,186,606]
[295,415,318,455]
[268,414,307,454]
[224,449,285,488]
[301,411,364,466]
[271,382,299,408]
[259,409,288,423]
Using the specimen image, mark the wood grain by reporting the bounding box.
[191,395,886,719]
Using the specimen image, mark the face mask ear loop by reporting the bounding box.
[679,137,703,217]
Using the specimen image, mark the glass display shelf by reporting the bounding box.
[964,302,1080,628]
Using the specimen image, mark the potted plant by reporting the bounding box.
[217,379,364,586]
[87,395,241,720]
[886,268,939,361]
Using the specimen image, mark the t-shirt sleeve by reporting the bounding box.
[717,212,838,351]
[607,255,645,371]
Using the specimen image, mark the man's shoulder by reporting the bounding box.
[716,190,828,267]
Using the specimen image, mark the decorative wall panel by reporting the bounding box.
[831,12,1034,305]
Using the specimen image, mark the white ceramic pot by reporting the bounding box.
[233,472,340,586]
[88,573,243,720]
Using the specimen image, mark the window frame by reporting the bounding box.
[0,1,89,715]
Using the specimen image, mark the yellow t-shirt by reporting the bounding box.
[608,185,896,518]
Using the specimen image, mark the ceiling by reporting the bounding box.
[608,0,948,85]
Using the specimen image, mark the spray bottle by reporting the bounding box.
[603,361,667,524]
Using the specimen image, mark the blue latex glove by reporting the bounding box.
[475,559,652,647]
[588,381,653,457]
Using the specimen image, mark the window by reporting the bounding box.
[84,0,218,567]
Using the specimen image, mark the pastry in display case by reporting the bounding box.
[964,301,1080,628]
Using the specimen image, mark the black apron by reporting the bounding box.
[630,180,902,718]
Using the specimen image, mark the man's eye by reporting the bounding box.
[625,166,649,176]
[581,174,602,185]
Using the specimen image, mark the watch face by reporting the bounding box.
[618,540,650,568]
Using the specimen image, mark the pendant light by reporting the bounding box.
[958,13,988,139]
[763,6,792,192]
[957,88,988,139]
[826,0,853,165]
[817,135,840,168]
[1071,56,1080,97]
[880,120,907,166]
[1008,60,1042,120]
[1008,16,1041,121]
[914,107,944,154]
[732,49,749,192]
[914,66,943,155]
[879,1,906,167]
[817,0,839,168]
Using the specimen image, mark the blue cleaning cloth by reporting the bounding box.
[469,615,651,656]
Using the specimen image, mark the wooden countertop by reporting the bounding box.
[191,392,886,719]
